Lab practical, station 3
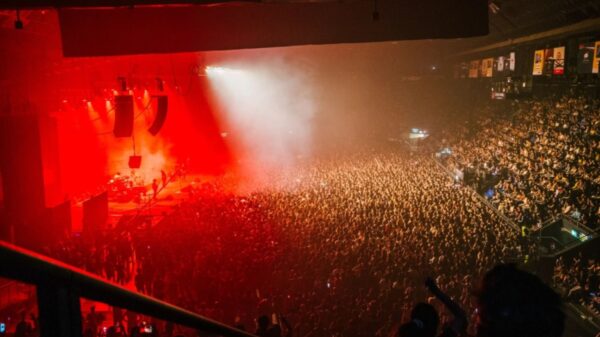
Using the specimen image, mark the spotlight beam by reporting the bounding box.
[205,66,242,76]
[205,61,315,172]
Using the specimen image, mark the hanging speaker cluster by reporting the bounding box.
[148,95,168,136]
[112,77,168,138]
[113,95,134,137]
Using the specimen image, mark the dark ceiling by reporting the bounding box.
[1,0,600,51]
[2,1,489,55]
[485,0,600,41]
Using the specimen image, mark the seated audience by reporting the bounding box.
[441,96,599,230]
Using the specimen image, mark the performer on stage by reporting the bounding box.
[152,179,158,199]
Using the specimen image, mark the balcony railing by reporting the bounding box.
[0,240,257,337]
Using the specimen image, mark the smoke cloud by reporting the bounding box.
[207,57,316,180]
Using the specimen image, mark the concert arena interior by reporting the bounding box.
[0,1,599,337]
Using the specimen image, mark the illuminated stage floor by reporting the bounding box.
[71,174,211,233]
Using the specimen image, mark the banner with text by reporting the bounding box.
[552,46,565,75]
[577,42,595,74]
[533,49,545,75]
[469,60,479,78]
[509,52,515,71]
[481,58,493,77]
[593,41,600,74]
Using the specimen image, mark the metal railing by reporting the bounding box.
[0,240,257,337]
[532,215,598,257]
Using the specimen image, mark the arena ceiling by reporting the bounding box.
[0,0,599,54]
[483,0,600,42]
[2,0,599,33]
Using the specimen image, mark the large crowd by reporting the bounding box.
[440,96,600,230]
[26,94,600,337]
[43,150,524,337]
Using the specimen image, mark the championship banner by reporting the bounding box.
[469,60,479,78]
[532,49,544,75]
[553,46,565,75]
[509,52,515,71]
[497,56,505,72]
[577,42,595,74]
[593,41,600,74]
[479,59,486,77]
[483,58,493,77]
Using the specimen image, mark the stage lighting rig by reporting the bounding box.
[192,65,208,77]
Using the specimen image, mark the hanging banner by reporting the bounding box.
[509,52,515,71]
[577,42,595,74]
[479,59,486,77]
[532,49,544,75]
[497,56,505,72]
[483,58,493,77]
[553,46,565,75]
[593,41,600,74]
[469,60,479,78]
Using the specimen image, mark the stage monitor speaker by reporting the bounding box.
[148,95,168,136]
[113,95,134,137]
[128,155,142,169]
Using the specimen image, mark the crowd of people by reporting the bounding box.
[399,264,565,337]
[553,255,599,318]
[42,149,525,337]
[28,94,600,337]
[440,96,599,230]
